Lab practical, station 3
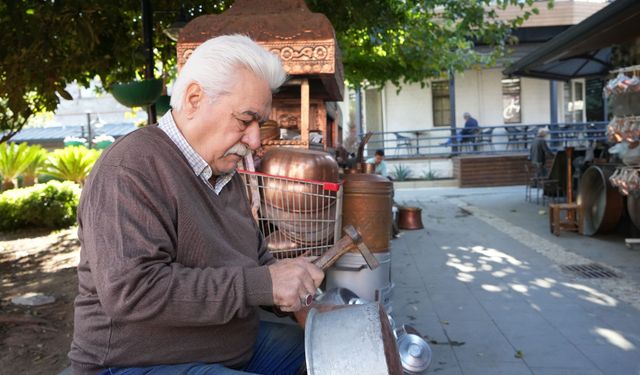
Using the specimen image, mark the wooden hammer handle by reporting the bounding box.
[313,235,356,270]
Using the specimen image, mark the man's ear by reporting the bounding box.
[183,83,204,119]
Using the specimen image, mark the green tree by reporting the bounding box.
[0,0,546,142]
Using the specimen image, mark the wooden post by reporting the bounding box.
[301,79,310,148]
[566,146,574,203]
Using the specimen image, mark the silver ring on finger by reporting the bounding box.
[301,294,313,307]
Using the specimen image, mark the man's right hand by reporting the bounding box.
[268,258,324,312]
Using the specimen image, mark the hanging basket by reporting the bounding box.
[110,79,163,108]
[155,95,171,116]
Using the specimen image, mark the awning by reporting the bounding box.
[503,0,640,80]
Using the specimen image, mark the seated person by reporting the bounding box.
[460,112,479,149]
[366,149,390,179]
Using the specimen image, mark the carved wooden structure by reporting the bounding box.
[177,0,344,149]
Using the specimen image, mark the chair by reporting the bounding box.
[505,126,524,150]
[393,132,413,156]
[524,162,560,205]
[459,129,480,153]
[477,128,494,151]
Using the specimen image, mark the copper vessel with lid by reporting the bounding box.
[259,147,339,212]
[342,173,393,253]
[398,206,424,230]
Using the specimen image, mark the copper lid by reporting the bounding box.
[342,173,393,194]
[177,0,343,100]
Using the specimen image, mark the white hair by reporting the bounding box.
[537,128,548,137]
[170,34,287,111]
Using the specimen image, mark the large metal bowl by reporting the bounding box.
[305,303,403,375]
[261,201,336,245]
[628,194,640,230]
[578,165,624,236]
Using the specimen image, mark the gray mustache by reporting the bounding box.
[224,143,251,157]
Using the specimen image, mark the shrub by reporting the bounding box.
[0,180,81,231]
[421,169,439,180]
[392,164,413,181]
[44,146,101,185]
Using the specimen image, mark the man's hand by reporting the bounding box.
[268,258,324,312]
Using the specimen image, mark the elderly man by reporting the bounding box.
[529,127,554,178]
[68,35,323,375]
[460,112,479,151]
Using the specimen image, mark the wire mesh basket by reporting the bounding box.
[238,169,343,259]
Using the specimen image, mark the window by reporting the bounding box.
[502,77,521,124]
[432,81,450,127]
[563,80,585,123]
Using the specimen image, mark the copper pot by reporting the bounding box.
[578,166,623,236]
[398,206,424,230]
[261,201,336,245]
[365,163,376,174]
[259,147,339,212]
[264,231,302,258]
[342,174,393,253]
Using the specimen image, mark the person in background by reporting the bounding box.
[461,112,479,150]
[366,149,389,179]
[68,34,323,375]
[529,127,554,178]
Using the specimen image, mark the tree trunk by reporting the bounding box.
[2,179,15,191]
[23,174,36,187]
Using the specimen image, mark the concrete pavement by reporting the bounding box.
[392,185,640,375]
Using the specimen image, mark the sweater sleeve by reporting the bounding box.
[80,165,273,326]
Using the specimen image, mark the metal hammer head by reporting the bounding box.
[343,225,380,270]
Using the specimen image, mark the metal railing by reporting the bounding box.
[360,122,608,159]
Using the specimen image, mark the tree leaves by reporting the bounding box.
[0,0,544,142]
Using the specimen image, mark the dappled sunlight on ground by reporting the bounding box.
[442,244,621,309]
[594,328,636,351]
[563,282,618,307]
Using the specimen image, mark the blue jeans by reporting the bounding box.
[103,321,305,375]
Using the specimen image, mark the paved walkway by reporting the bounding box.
[392,186,640,375]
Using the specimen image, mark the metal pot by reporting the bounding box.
[259,147,339,212]
[628,194,640,230]
[264,231,302,258]
[261,201,336,245]
[315,287,359,305]
[578,165,624,236]
[326,251,393,313]
[394,325,432,374]
[305,303,403,375]
[398,206,424,230]
[342,174,393,253]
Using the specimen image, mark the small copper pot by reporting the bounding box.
[365,163,376,174]
[398,206,424,230]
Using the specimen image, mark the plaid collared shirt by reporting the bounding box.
[158,111,234,195]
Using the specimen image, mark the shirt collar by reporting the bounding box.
[158,110,235,194]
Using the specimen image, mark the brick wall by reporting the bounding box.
[454,154,531,188]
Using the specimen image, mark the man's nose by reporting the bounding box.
[243,122,261,150]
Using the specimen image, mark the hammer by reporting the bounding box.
[298,224,379,309]
[313,224,379,271]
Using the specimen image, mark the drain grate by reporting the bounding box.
[561,263,619,279]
